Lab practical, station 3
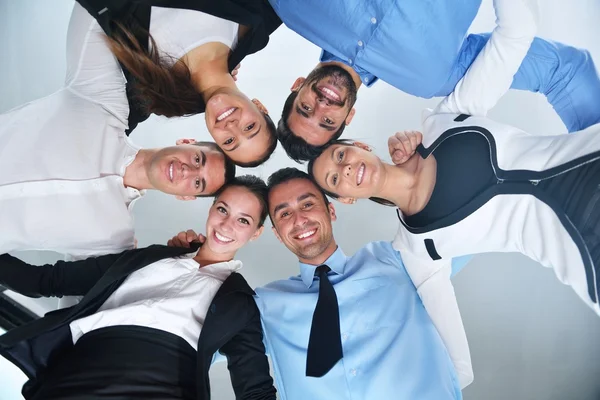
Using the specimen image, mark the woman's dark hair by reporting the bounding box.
[107,22,205,118]
[306,141,396,207]
[213,175,269,227]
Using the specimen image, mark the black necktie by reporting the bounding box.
[306,265,343,377]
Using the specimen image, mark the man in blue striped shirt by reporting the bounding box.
[271,0,600,161]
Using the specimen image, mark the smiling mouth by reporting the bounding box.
[318,85,342,103]
[294,229,317,240]
[214,231,234,244]
[169,162,174,182]
[216,107,237,122]
[357,163,365,186]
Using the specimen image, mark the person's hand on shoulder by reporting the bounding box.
[167,229,206,248]
[388,130,423,165]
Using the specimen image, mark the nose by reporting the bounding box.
[343,164,352,177]
[224,115,239,129]
[220,218,234,233]
[292,212,308,228]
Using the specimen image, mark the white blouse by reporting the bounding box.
[149,7,239,65]
[0,4,142,257]
[70,257,243,350]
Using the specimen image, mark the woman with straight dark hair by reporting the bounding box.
[75,0,280,167]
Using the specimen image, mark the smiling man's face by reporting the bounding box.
[268,178,337,263]
[287,65,358,146]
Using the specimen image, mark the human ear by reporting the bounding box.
[291,77,306,91]
[251,98,269,114]
[176,138,197,146]
[335,197,356,205]
[352,141,372,152]
[271,226,283,243]
[345,108,356,125]
[176,195,197,201]
[250,225,265,241]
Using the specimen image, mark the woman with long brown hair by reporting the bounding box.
[77,0,280,167]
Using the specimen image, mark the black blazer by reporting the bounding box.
[0,245,276,400]
[75,0,282,133]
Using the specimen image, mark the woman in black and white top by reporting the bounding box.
[79,0,280,167]
[0,175,275,400]
[307,0,600,379]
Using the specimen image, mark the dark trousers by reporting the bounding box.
[30,325,197,400]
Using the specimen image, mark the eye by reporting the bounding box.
[302,202,313,209]
[195,154,201,165]
[217,206,227,215]
[302,104,311,112]
[280,211,290,219]
[244,123,256,132]
[324,117,334,124]
[195,178,200,189]
[332,174,338,186]
[337,150,345,163]
[238,218,250,225]
[224,138,234,145]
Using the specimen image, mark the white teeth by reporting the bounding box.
[169,163,174,181]
[357,164,365,185]
[297,230,316,239]
[217,107,236,122]
[215,231,233,243]
[322,87,340,100]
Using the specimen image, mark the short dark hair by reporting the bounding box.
[306,141,396,207]
[233,113,278,168]
[213,175,269,227]
[193,141,236,197]
[266,167,330,224]
[277,91,346,163]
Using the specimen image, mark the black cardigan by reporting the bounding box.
[0,245,276,400]
[75,0,282,133]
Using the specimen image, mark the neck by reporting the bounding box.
[299,241,338,266]
[181,43,239,102]
[318,60,363,90]
[375,157,425,212]
[193,244,234,268]
[123,149,156,190]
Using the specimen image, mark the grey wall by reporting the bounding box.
[2,1,600,399]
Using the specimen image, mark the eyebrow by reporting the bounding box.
[220,201,255,221]
[295,105,337,132]
[224,125,262,152]
[200,178,206,193]
[200,151,206,167]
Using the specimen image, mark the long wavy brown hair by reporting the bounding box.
[107,22,204,117]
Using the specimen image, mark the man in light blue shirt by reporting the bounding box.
[271,0,600,161]
[170,167,471,398]
[257,167,469,399]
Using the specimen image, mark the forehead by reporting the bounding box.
[216,186,261,213]
[268,178,325,210]
[228,128,271,163]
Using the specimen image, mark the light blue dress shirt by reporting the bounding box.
[254,242,462,400]
[270,0,600,132]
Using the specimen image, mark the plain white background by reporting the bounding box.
[2,1,600,399]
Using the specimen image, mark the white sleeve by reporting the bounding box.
[400,252,474,389]
[64,3,129,121]
[434,0,539,116]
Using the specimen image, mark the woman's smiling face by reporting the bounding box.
[204,185,264,255]
[311,142,385,200]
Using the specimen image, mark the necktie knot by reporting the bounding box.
[316,265,331,277]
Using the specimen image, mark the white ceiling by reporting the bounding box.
[2,1,600,399]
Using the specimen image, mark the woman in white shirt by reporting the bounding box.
[0,175,275,399]
[96,3,278,167]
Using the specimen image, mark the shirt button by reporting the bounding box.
[364,77,370,83]
[350,368,357,376]
[348,58,353,65]
[357,40,363,47]
[371,17,377,24]
[342,333,349,340]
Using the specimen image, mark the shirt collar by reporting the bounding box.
[299,247,347,288]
